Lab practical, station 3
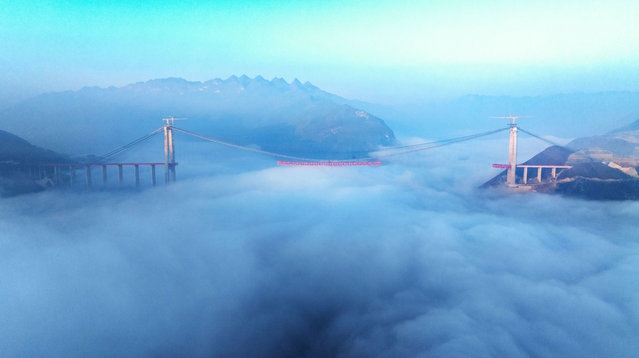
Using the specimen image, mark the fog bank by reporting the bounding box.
[1,145,638,358]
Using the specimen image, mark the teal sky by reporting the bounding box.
[1,0,639,104]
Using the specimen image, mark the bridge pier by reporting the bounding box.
[54,166,60,185]
[151,165,156,186]
[37,162,175,189]
[537,167,542,183]
[134,165,140,187]
[504,165,573,185]
[85,166,92,187]
[102,165,107,185]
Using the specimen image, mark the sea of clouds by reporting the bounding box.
[1,137,638,357]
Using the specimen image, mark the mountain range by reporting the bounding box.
[0,76,396,158]
[0,130,68,196]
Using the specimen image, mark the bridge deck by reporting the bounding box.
[39,163,176,166]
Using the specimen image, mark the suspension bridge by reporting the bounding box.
[31,116,571,188]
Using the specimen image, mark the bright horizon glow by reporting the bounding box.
[1,0,639,104]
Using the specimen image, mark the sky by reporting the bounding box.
[2,0,639,105]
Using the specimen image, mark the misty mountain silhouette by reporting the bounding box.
[0,130,68,196]
[565,118,639,156]
[0,130,66,164]
[0,76,396,158]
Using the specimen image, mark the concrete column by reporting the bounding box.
[134,165,140,187]
[523,167,528,184]
[169,127,176,183]
[54,166,59,185]
[537,167,542,183]
[69,166,75,185]
[507,126,518,186]
[552,167,557,179]
[102,165,107,185]
[118,165,123,185]
[164,126,169,184]
[86,166,92,187]
[151,165,156,187]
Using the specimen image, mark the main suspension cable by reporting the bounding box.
[100,127,164,162]
[518,127,573,150]
[372,127,510,159]
[173,126,510,162]
[173,127,364,162]
[375,129,507,152]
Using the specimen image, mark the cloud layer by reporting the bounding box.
[1,144,638,358]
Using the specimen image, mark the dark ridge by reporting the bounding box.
[556,178,639,200]
[0,130,67,164]
[0,130,70,197]
[519,145,574,165]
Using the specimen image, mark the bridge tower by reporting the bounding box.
[493,116,524,186]
[507,117,518,186]
[162,117,185,183]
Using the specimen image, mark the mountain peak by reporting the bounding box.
[270,77,288,87]
[303,81,318,89]
[116,76,326,94]
[146,77,198,85]
[238,74,251,85]
[125,78,203,92]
